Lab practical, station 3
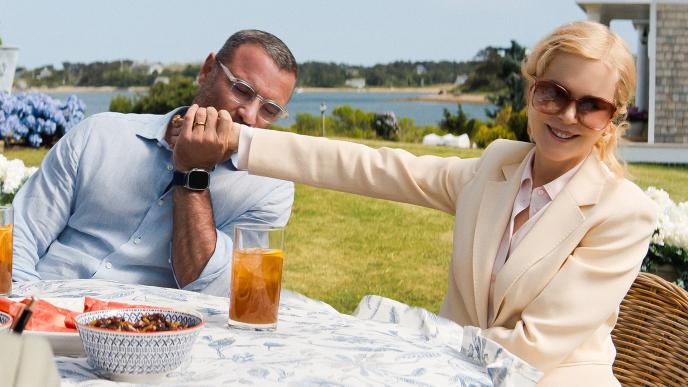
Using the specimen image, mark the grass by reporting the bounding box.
[6,140,688,314]
[4,146,47,167]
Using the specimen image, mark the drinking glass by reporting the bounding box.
[0,206,13,296]
[228,224,285,330]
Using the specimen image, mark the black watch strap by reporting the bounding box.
[171,171,187,187]
[172,168,210,191]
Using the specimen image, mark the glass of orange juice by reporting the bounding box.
[228,224,285,331]
[0,206,13,297]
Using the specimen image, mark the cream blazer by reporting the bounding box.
[247,129,657,386]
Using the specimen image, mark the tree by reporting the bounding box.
[486,40,528,114]
[439,104,482,137]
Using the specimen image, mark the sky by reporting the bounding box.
[0,0,638,69]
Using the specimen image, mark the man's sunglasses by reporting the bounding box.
[216,58,288,123]
[530,80,617,131]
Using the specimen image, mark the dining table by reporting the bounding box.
[12,279,542,386]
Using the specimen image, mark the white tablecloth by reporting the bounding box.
[13,280,541,386]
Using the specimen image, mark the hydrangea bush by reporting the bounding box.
[0,92,85,148]
[0,155,37,204]
[643,186,688,288]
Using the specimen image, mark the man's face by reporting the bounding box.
[194,43,296,129]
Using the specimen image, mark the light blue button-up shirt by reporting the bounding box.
[11,110,294,296]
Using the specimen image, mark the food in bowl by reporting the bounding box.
[88,313,189,332]
[75,308,204,383]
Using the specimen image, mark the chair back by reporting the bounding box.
[612,272,688,386]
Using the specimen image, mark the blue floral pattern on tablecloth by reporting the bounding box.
[13,280,541,386]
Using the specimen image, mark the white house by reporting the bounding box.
[345,78,366,89]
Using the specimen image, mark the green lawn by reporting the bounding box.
[6,141,688,314]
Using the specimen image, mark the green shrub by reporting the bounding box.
[398,118,445,143]
[440,104,483,138]
[108,76,198,115]
[329,106,376,137]
[109,95,135,113]
[133,77,198,114]
[494,105,529,142]
[473,124,516,148]
[292,112,323,136]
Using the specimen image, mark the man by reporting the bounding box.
[11,30,298,296]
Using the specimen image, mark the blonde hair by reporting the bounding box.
[522,21,636,177]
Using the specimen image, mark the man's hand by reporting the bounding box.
[173,104,241,171]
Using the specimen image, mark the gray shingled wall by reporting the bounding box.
[655,3,688,143]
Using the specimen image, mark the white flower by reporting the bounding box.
[645,186,688,251]
[0,157,38,198]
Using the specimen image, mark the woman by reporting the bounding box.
[178,21,656,386]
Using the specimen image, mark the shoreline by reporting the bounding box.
[18,86,148,93]
[401,94,489,104]
[16,85,489,104]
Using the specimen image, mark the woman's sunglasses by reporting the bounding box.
[530,80,617,131]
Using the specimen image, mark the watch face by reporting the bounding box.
[187,170,210,190]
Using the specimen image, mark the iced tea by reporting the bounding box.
[0,224,12,296]
[229,248,284,327]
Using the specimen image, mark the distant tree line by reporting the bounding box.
[18,60,482,89]
[15,61,201,88]
[297,60,477,88]
[17,42,527,92]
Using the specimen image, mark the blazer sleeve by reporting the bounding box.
[483,187,658,372]
[247,129,480,214]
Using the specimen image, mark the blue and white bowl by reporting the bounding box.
[0,311,12,332]
[75,308,204,383]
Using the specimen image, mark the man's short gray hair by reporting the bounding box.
[217,30,298,77]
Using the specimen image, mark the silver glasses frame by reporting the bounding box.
[215,58,289,122]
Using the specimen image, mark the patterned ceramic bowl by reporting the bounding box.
[75,308,204,383]
[0,311,12,332]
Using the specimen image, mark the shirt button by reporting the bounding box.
[157,143,163,148]
[157,199,164,206]
[105,262,113,269]
[134,237,141,245]
[538,189,544,196]
[168,258,172,264]
[166,164,174,171]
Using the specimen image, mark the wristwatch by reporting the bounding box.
[172,168,210,191]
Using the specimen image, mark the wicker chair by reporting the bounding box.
[611,272,688,386]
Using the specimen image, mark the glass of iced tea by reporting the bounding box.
[0,206,13,297]
[228,224,285,331]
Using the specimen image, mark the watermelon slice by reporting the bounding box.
[83,296,168,312]
[0,297,79,332]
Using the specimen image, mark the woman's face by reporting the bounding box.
[528,52,617,172]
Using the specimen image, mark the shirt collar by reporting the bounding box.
[134,106,239,171]
[134,107,184,146]
[521,150,587,201]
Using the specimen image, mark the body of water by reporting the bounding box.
[46,90,493,127]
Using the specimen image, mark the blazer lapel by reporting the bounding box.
[472,154,531,328]
[489,153,608,323]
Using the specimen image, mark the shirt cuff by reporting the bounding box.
[178,229,233,296]
[236,124,254,171]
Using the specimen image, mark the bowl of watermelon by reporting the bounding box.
[0,296,181,357]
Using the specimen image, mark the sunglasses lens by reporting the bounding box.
[532,82,569,114]
[577,97,615,130]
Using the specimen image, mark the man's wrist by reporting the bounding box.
[172,168,210,191]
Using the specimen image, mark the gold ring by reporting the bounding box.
[193,121,206,126]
